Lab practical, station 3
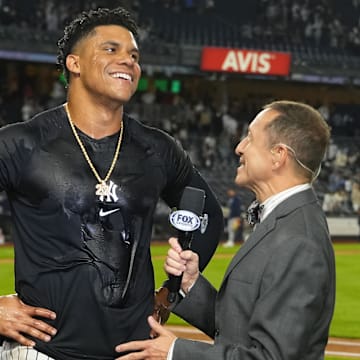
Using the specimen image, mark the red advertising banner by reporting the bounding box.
[201,47,291,76]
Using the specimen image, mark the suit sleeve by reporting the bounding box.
[172,274,217,338]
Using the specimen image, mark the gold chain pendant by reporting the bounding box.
[64,103,123,202]
[95,181,110,197]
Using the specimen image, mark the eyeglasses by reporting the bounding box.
[272,143,321,182]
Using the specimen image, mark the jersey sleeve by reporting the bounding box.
[0,123,28,192]
[158,132,224,271]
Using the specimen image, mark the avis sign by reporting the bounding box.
[201,47,291,76]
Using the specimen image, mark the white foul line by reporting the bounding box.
[325,350,360,358]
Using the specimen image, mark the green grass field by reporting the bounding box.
[152,243,360,338]
[1,242,359,360]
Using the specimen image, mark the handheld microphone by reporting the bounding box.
[166,186,206,303]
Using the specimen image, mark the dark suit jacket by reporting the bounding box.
[173,188,336,360]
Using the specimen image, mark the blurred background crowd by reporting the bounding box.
[0,0,359,242]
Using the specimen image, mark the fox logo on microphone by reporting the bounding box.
[169,210,201,232]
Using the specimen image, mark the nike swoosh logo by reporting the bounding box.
[99,208,121,217]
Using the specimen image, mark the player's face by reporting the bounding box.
[69,25,141,104]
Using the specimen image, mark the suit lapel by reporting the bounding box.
[222,216,276,282]
[221,188,318,287]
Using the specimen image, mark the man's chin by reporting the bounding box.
[234,176,245,186]
[234,174,251,189]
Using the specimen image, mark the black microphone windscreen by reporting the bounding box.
[179,186,205,216]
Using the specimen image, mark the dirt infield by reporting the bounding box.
[166,325,360,359]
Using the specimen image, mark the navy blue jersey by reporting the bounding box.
[0,105,223,359]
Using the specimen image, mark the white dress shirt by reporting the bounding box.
[259,183,311,223]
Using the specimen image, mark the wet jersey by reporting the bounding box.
[0,105,223,359]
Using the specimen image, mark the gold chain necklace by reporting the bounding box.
[64,103,123,199]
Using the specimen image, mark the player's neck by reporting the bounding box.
[65,98,123,140]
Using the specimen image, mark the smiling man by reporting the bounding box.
[0,7,223,360]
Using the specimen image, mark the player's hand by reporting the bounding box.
[0,294,57,346]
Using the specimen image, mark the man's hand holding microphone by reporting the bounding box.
[164,237,200,296]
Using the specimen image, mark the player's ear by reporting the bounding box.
[66,54,80,76]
